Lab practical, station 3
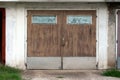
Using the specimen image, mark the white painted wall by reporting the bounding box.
[1,2,108,69]
[6,7,17,68]
[97,4,108,69]
[5,4,26,69]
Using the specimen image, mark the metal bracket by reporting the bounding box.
[116,40,118,43]
[25,63,27,68]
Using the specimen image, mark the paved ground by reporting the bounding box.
[22,70,120,80]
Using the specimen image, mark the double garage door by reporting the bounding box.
[27,10,96,69]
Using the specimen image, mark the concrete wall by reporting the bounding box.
[107,3,116,68]
[107,3,120,68]
[0,2,108,69]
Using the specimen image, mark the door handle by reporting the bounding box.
[61,37,65,46]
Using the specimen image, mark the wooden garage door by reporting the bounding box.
[27,11,62,69]
[27,10,96,69]
[62,11,96,69]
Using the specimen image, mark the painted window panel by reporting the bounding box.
[32,15,57,24]
[67,15,92,24]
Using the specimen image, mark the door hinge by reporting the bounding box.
[96,62,98,69]
[25,63,27,67]
[117,11,119,14]
[116,40,118,43]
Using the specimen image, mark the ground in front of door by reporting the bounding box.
[22,70,120,80]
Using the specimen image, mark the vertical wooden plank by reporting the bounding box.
[27,11,32,57]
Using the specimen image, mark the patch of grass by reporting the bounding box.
[0,64,22,80]
[102,69,120,78]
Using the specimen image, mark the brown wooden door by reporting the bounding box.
[62,11,96,57]
[27,10,96,69]
[62,11,96,69]
[27,10,63,69]
[27,11,62,57]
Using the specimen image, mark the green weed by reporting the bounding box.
[0,64,22,80]
[102,69,120,78]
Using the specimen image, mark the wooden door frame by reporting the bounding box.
[0,8,5,64]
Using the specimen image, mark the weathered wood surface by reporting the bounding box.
[27,10,96,57]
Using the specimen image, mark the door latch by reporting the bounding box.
[61,37,65,46]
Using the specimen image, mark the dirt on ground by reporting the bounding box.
[22,70,120,80]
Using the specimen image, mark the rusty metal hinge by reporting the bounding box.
[25,63,27,67]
